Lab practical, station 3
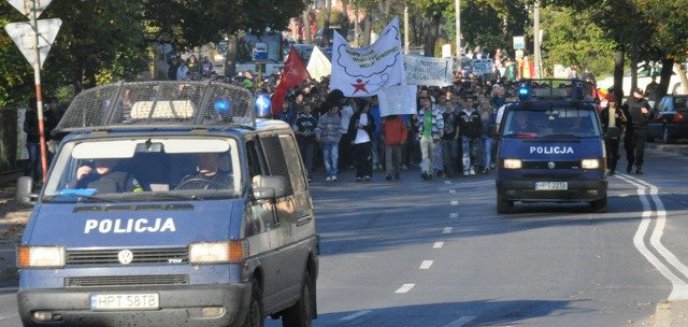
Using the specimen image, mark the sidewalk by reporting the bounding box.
[647,142,688,157]
[0,174,30,288]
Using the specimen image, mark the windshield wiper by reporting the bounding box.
[540,133,583,139]
[43,193,117,203]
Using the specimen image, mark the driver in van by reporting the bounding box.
[177,153,232,190]
[67,159,143,193]
[512,111,538,134]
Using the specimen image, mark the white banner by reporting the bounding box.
[377,84,417,117]
[471,59,494,75]
[307,46,331,82]
[405,55,454,86]
[330,17,404,97]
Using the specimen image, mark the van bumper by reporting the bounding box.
[17,283,251,327]
[497,179,607,201]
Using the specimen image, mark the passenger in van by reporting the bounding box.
[177,153,232,190]
[512,111,538,135]
[67,159,143,193]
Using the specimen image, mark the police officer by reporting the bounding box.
[600,93,626,175]
[623,88,652,174]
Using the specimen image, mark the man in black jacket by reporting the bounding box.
[623,88,652,174]
[600,94,627,175]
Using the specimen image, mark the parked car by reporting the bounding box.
[648,95,688,143]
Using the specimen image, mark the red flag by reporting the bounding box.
[272,47,310,116]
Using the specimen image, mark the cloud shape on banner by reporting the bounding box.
[334,25,401,80]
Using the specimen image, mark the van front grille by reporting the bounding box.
[66,247,189,265]
[64,274,189,287]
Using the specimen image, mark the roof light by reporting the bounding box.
[255,93,272,118]
[213,96,232,117]
[518,87,530,101]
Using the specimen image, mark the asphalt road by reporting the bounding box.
[2,147,688,326]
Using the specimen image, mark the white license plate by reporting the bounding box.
[91,293,159,311]
[535,182,568,191]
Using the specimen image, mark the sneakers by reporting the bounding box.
[421,172,431,180]
[469,168,476,175]
[331,175,337,182]
[325,176,332,182]
[363,175,371,181]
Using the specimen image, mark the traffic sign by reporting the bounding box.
[513,36,525,50]
[6,0,53,18]
[4,18,62,69]
[253,42,268,61]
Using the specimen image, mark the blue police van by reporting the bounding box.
[15,81,318,327]
[495,79,608,213]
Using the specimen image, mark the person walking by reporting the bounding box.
[624,88,652,174]
[293,104,318,181]
[347,101,375,181]
[316,104,344,182]
[458,96,482,176]
[416,97,444,180]
[382,115,408,181]
[600,93,627,175]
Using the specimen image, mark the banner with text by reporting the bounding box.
[404,55,454,87]
[330,17,404,97]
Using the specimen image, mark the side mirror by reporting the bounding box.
[251,175,288,201]
[15,176,37,206]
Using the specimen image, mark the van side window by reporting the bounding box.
[246,139,266,180]
[278,134,307,193]
[259,134,294,196]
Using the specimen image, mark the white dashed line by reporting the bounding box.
[443,315,477,327]
[395,283,415,294]
[442,227,453,234]
[340,310,372,321]
[444,180,452,185]
[449,213,459,219]
[449,189,456,194]
[419,260,434,269]
[433,241,445,249]
[450,200,459,206]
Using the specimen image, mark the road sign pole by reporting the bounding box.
[29,0,48,182]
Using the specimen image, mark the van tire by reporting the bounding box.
[242,280,265,327]
[497,194,513,214]
[282,270,315,327]
[590,197,608,213]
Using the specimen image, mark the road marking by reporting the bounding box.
[419,260,433,269]
[340,310,372,321]
[433,241,445,249]
[449,189,456,194]
[0,248,14,253]
[0,313,19,321]
[618,174,688,300]
[442,227,453,234]
[395,283,415,294]
[444,180,452,185]
[443,315,477,327]
[450,200,459,206]
[449,213,459,219]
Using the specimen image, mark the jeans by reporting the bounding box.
[441,139,458,174]
[26,142,41,182]
[461,136,473,173]
[321,142,339,177]
[420,137,438,174]
[482,136,495,169]
[298,140,315,173]
[385,144,403,175]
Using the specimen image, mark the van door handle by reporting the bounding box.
[297,216,312,226]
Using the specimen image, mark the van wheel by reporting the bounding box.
[590,197,608,213]
[282,271,315,327]
[497,194,513,214]
[243,280,265,327]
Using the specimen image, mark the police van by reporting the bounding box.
[15,81,318,327]
[495,79,608,213]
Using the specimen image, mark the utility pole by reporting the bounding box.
[404,3,409,54]
[455,0,461,57]
[533,0,542,78]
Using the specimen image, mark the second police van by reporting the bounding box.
[495,79,608,213]
[15,81,318,327]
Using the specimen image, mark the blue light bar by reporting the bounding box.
[518,87,530,100]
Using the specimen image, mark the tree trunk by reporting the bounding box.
[630,43,638,96]
[613,44,625,103]
[675,63,688,95]
[423,15,441,57]
[362,16,372,46]
[658,57,674,98]
[226,33,238,77]
[354,2,360,47]
[323,0,332,46]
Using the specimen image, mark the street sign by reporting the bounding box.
[4,18,62,69]
[6,0,53,18]
[253,42,268,61]
[513,36,525,50]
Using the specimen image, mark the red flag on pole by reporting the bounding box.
[272,47,310,116]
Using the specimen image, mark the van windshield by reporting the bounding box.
[42,138,242,202]
[502,106,601,139]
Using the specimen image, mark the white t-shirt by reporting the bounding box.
[341,105,354,130]
[354,114,371,144]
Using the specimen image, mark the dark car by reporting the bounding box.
[648,95,688,143]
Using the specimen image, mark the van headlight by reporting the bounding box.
[17,246,65,268]
[581,159,600,169]
[189,241,245,264]
[503,159,522,169]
